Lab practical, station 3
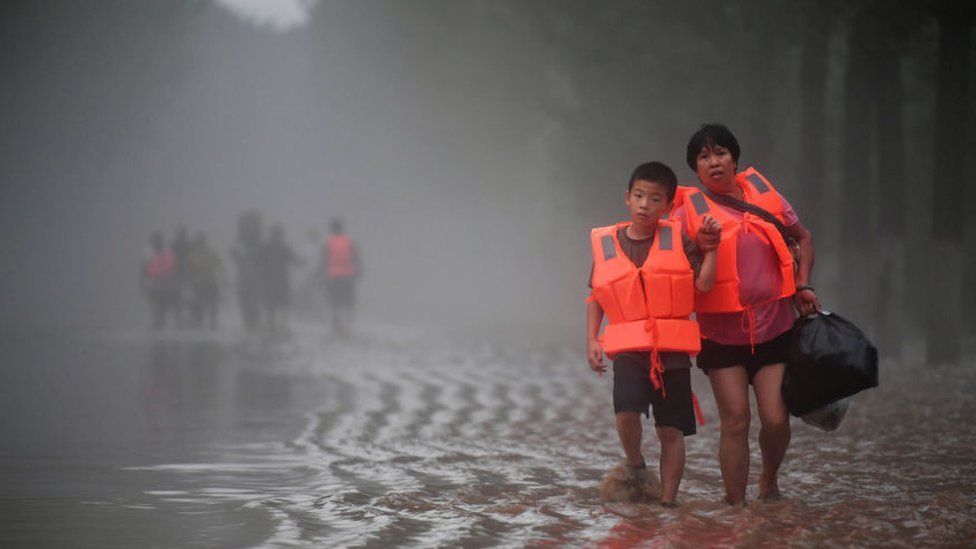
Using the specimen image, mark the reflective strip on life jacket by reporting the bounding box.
[682,167,796,314]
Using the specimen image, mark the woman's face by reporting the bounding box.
[695,144,736,189]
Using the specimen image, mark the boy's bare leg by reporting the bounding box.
[752,363,790,500]
[707,366,751,505]
[656,426,684,504]
[615,412,644,467]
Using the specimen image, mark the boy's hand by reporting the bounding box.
[698,215,722,251]
[587,339,606,375]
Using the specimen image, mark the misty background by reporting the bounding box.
[2,0,974,362]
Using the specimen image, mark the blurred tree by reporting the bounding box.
[926,0,974,365]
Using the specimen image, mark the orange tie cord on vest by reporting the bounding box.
[740,305,758,355]
[644,319,666,397]
[691,391,707,426]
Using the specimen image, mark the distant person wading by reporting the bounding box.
[322,218,360,337]
[673,124,820,504]
[140,232,178,330]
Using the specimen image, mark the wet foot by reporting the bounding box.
[625,461,649,484]
[758,472,780,502]
[724,495,747,507]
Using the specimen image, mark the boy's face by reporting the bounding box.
[695,143,736,189]
[625,179,672,228]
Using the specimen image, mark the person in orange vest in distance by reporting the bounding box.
[673,124,820,505]
[322,218,360,336]
[140,232,178,330]
[587,161,721,506]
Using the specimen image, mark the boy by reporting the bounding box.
[586,161,720,506]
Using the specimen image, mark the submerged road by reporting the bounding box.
[0,323,974,547]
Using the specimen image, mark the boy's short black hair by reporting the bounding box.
[686,124,741,171]
[628,161,678,201]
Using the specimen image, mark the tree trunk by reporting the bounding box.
[797,6,831,238]
[926,3,973,365]
[840,10,878,326]
[873,9,908,358]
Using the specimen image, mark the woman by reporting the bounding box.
[674,124,819,504]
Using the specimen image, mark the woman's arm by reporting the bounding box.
[786,220,820,315]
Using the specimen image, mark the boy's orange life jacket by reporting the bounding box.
[325,235,357,278]
[590,219,701,391]
[676,167,796,315]
[146,249,175,280]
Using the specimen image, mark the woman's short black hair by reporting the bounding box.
[686,124,740,171]
[628,161,678,201]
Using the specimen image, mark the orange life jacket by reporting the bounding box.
[325,235,357,278]
[146,249,175,280]
[677,167,796,315]
[590,220,701,392]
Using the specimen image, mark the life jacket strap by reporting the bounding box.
[692,391,706,426]
[740,305,758,355]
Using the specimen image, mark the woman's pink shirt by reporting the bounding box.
[673,193,799,345]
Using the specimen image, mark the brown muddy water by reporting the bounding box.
[0,323,974,547]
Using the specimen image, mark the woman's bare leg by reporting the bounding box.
[752,362,790,500]
[707,366,751,504]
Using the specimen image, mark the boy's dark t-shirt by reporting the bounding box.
[589,226,702,370]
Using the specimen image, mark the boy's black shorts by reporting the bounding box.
[612,352,696,436]
[695,328,792,384]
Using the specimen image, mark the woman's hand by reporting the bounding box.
[587,339,606,375]
[794,288,821,316]
[698,215,722,251]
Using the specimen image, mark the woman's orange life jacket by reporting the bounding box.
[676,167,796,314]
[326,235,357,278]
[146,249,175,280]
[590,219,702,391]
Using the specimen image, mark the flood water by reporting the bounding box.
[1,323,974,547]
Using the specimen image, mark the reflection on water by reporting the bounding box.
[0,325,974,547]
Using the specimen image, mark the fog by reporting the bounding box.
[3,2,976,546]
[1,1,579,335]
[2,1,974,351]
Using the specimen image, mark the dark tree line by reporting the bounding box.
[516,0,974,364]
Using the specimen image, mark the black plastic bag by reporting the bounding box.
[782,311,879,417]
[800,397,850,432]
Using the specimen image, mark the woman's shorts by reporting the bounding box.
[612,352,696,436]
[695,328,792,384]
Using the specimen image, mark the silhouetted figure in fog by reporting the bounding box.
[322,218,360,336]
[260,224,300,332]
[232,211,264,333]
[295,227,324,319]
[171,226,191,327]
[186,232,222,329]
[140,232,178,330]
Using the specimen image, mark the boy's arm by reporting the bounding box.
[695,249,717,292]
[694,214,721,292]
[586,298,606,374]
